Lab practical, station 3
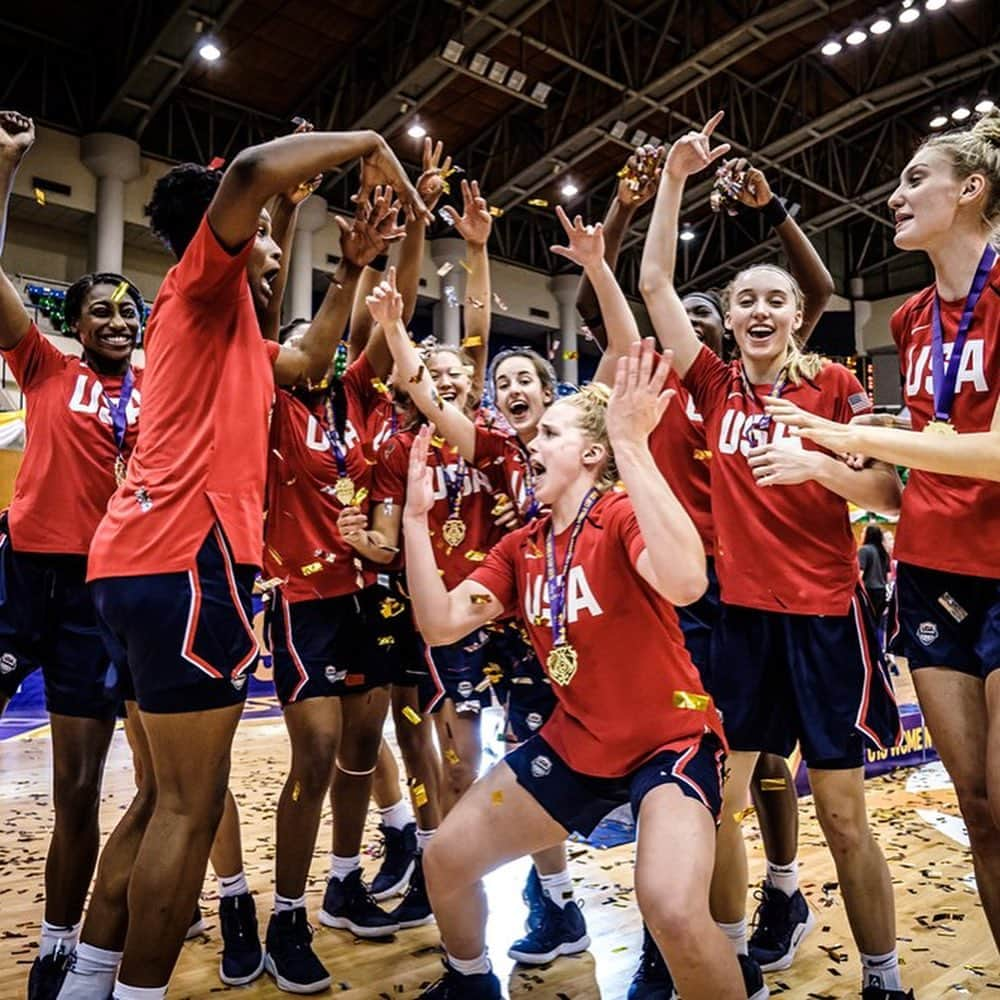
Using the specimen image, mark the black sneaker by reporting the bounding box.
[738,952,770,1000]
[627,925,678,999]
[861,988,915,999]
[318,867,400,938]
[389,852,434,928]
[263,908,331,994]
[418,959,502,998]
[27,944,72,1000]
[219,892,265,986]
[186,904,207,939]
[507,866,589,964]
[748,883,816,972]
[371,822,417,901]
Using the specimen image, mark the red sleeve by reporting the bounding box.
[606,493,645,564]
[829,365,873,424]
[472,425,511,470]
[371,438,409,504]
[265,340,281,366]
[682,343,731,416]
[889,298,912,358]
[2,322,66,389]
[468,530,520,615]
[173,216,254,303]
[342,353,381,418]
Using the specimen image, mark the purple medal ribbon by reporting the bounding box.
[544,488,600,648]
[322,390,350,481]
[515,439,540,520]
[930,244,997,423]
[101,368,135,458]
[436,446,467,519]
[741,364,788,447]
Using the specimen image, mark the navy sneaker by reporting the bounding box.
[27,944,72,1000]
[861,988,915,999]
[186,904,207,939]
[739,952,770,1000]
[748,883,816,972]
[263,908,331,994]
[389,852,434,928]
[218,892,265,986]
[318,867,400,938]
[371,822,417,901]
[507,866,590,965]
[627,926,678,1000]
[418,960,502,998]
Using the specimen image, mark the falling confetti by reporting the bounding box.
[492,292,509,311]
[562,349,579,361]
[408,365,425,383]
[403,706,422,725]
[436,261,454,277]
[464,550,486,562]
[466,296,485,309]
[444,748,460,765]
[33,187,46,205]
[110,281,129,303]
[292,780,301,802]
[760,778,788,791]
[527,198,550,207]
[350,488,369,507]
[301,561,324,576]
[673,690,710,711]
[470,593,492,605]
[462,335,483,348]
[412,783,428,807]
[488,205,504,217]
[491,790,504,805]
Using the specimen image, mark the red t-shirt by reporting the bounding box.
[683,346,869,615]
[88,217,280,579]
[648,371,714,556]
[2,323,142,555]
[891,267,1000,577]
[372,429,504,588]
[264,355,382,601]
[473,424,535,519]
[470,491,725,777]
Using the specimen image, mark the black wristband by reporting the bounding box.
[582,312,604,330]
[369,253,389,272]
[761,197,788,228]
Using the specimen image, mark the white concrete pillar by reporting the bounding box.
[549,273,580,385]
[81,133,141,274]
[430,238,467,348]
[289,195,329,320]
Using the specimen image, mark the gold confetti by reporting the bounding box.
[462,335,483,348]
[267,546,284,565]
[464,550,486,562]
[33,187,46,205]
[673,690,711,711]
[377,635,395,647]
[350,487,369,507]
[292,780,301,802]
[459,260,472,273]
[693,449,713,462]
[492,292,509,311]
[444,748,460,765]
[466,297,484,310]
[527,198,549,207]
[380,597,404,618]
[301,561,324,576]
[760,778,787,791]
[371,378,390,394]
[408,365,425,384]
[475,676,492,692]
[430,435,446,448]
[470,593,492,605]
[562,349,578,360]
[436,261,454,277]
[403,706,422,725]
[491,790,504,804]
[491,494,510,515]
[110,280,129,303]
[488,206,504,218]
[733,806,756,824]
[255,576,284,594]
[412,783,428,807]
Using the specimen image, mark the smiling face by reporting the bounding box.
[246,209,282,314]
[682,293,725,357]
[724,267,803,371]
[493,354,552,439]
[526,398,606,504]
[428,348,474,414]
[74,282,141,368]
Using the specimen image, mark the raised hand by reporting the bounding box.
[0,111,35,166]
[404,424,436,518]
[359,136,432,224]
[606,339,675,446]
[337,186,405,269]
[441,179,492,247]
[415,137,452,214]
[549,205,605,271]
[665,111,731,181]
[617,145,666,208]
[365,265,404,327]
[720,157,774,210]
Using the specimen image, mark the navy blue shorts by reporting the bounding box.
[890,562,1000,679]
[710,589,901,769]
[266,586,393,706]
[91,525,259,715]
[427,627,497,714]
[367,573,434,692]
[677,556,721,686]
[487,621,556,743]
[0,521,117,719]
[506,733,726,837]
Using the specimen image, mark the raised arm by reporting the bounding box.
[606,340,707,604]
[403,425,505,642]
[0,111,35,349]
[575,146,665,348]
[639,113,730,377]
[366,268,477,460]
[208,129,428,254]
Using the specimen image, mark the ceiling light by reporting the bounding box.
[898,6,921,23]
[679,225,696,242]
[407,123,427,139]
[442,39,465,63]
[976,96,995,113]
[198,38,221,61]
[507,70,527,93]
[560,182,579,198]
[531,82,552,103]
[846,28,868,45]
[870,18,892,34]
[821,38,843,56]
[925,0,947,9]
[610,120,628,139]
[647,136,662,149]
[631,129,648,146]
[929,110,949,128]
[469,52,490,75]
[488,61,509,84]
[952,104,972,121]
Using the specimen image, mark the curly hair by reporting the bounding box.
[64,272,145,332]
[146,163,224,258]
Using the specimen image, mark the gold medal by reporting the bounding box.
[333,476,356,504]
[547,643,579,687]
[923,420,957,436]
[114,455,127,486]
[442,517,467,548]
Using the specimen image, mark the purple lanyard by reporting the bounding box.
[100,368,135,455]
[515,438,540,520]
[741,364,788,446]
[931,244,997,422]
[544,488,599,648]
[436,448,467,518]
[322,391,350,480]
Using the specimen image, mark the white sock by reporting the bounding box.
[273,892,306,914]
[328,853,361,881]
[718,918,748,956]
[416,828,436,852]
[112,982,166,1000]
[861,949,902,991]
[218,871,249,898]
[447,950,491,976]
[538,869,574,909]
[765,859,799,897]
[379,799,413,831]
[40,919,81,958]
[57,943,122,998]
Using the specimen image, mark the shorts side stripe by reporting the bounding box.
[670,741,711,810]
[213,524,259,678]
[281,595,309,703]
[423,644,446,713]
[181,569,222,678]
[851,594,898,750]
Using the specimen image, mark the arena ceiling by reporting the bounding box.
[1,0,998,299]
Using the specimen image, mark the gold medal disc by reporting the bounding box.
[442,517,467,548]
[923,420,957,436]
[333,476,356,505]
[547,643,579,686]
[114,455,127,487]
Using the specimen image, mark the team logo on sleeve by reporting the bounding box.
[530,754,553,778]
[0,652,17,674]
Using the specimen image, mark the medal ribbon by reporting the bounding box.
[322,389,350,482]
[100,367,135,466]
[515,438,540,520]
[544,488,600,649]
[930,243,997,423]
[436,445,467,521]
[741,363,788,446]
